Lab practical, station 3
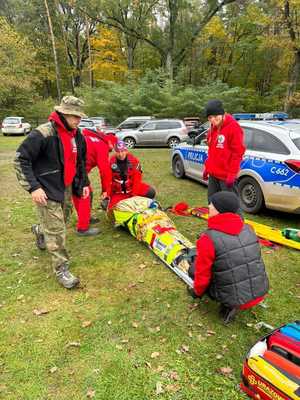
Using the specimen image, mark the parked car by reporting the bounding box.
[116,119,189,148]
[115,116,154,133]
[187,121,209,139]
[89,117,111,130]
[183,117,201,130]
[78,119,97,132]
[171,120,300,214]
[1,117,31,136]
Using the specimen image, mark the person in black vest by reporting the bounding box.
[187,191,269,324]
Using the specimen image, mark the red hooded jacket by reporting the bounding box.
[194,213,264,309]
[49,112,77,186]
[204,114,246,181]
[82,129,112,193]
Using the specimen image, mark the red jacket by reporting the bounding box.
[204,114,246,181]
[194,213,264,309]
[107,153,142,197]
[82,129,112,193]
[49,112,77,186]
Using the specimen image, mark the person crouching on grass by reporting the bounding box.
[187,191,269,325]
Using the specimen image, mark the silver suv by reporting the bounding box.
[116,119,189,148]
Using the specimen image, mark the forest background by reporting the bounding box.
[1,0,300,125]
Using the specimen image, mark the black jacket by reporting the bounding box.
[206,224,269,308]
[14,121,89,203]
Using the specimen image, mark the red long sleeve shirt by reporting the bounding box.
[204,114,246,181]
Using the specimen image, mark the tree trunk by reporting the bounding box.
[285,49,300,112]
[86,15,94,88]
[44,0,61,101]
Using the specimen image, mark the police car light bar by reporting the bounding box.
[233,112,289,121]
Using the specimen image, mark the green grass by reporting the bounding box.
[0,136,299,399]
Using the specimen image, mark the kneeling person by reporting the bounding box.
[188,191,269,324]
[107,141,156,209]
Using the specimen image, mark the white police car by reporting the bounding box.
[172,120,300,214]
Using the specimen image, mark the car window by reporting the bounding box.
[4,117,20,124]
[155,121,171,130]
[292,137,300,150]
[80,120,94,127]
[119,121,140,129]
[244,128,290,154]
[142,122,156,130]
[168,121,181,129]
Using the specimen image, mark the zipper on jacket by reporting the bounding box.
[38,169,60,177]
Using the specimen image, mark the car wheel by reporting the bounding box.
[238,176,264,214]
[123,137,136,149]
[2,132,7,136]
[23,129,27,135]
[168,137,180,148]
[172,155,185,178]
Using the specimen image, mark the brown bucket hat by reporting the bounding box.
[54,95,87,118]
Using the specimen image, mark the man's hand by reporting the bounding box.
[202,169,208,181]
[225,175,235,188]
[186,286,201,299]
[31,188,48,206]
[100,192,108,200]
[82,186,90,199]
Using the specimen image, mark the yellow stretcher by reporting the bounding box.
[186,207,300,251]
[109,197,196,287]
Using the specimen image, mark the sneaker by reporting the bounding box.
[90,217,100,224]
[31,224,46,250]
[76,227,100,236]
[55,263,80,289]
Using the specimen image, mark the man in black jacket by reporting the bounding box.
[14,96,95,289]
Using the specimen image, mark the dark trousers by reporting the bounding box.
[207,176,243,217]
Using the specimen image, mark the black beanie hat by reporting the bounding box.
[210,191,239,214]
[205,99,225,117]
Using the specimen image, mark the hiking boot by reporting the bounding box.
[55,263,80,289]
[90,217,100,224]
[220,306,238,325]
[76,227,100,236]
[31,224,46,250]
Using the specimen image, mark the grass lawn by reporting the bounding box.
[0,135,299,400]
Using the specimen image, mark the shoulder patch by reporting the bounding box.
[36,122,54,138]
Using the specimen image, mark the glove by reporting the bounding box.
[186,286,201,299]
[100,197,109,211]
[225,175,235,188]
[202,168,209,181]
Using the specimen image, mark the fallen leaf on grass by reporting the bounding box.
[116,345,123,350]
[66,341,81,348]
[17,295,24,301]
[33,308,49,316]
[138,263,147,270]
[216,354,223,360]
[206,330,216,336]
[145,361,152,368]
[188,331,193,338]
[155,381,164,395]
[165,384,180,393]
[82,320,92,328]
[151,351,160,359]
[169,371,180,381]
[218,366,233,376]
[86,388,95,398]
[49,366,58,374]
[121,339,129,344]
[132,322,139,328]
[180,344,189,353]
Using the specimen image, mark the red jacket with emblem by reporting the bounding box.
[82,129,112,193]
[107,153,142,197]
[194,212,264,309]
[204,114,245,181]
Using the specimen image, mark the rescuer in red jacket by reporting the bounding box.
[187,191,269,325]
[107,140,156,209]
[202,100,246,203]
[72,129,117,235]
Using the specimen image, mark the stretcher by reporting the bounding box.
[108,196,196,287]
[241,321,300,399]
[169,203,300,251]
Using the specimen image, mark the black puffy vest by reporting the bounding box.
[206,224,269,307]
